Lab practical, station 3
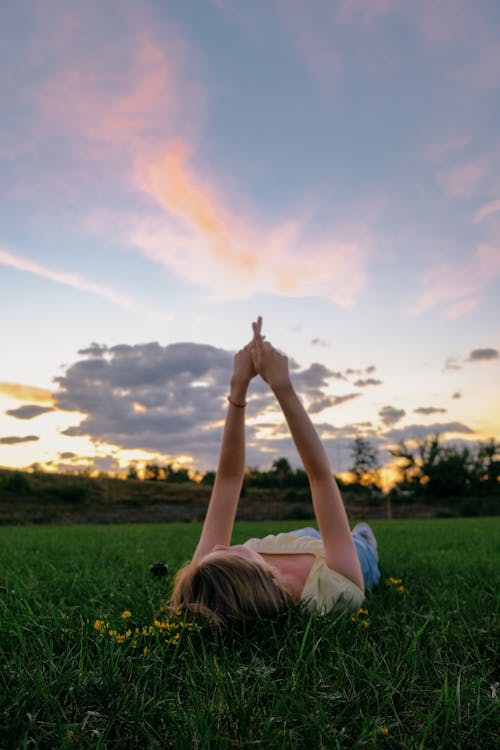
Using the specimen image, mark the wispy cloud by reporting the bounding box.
[436,158,488,198]
[475,199,500,223]
[408,243,500,318]
[0,382,54,404]
[2,2,372,307]
[0,247,134,309]
[133,142,369,305]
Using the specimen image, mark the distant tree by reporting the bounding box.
[476,438,500,489]
[389,441,421,485]
[126,465,138,480]
[348,437,380,485]
[424,443,473,497]
[390,435,500,500]
[272,458,292,478]
[164,464,193,483]
[200,470,216,486]
[144,464,161,481]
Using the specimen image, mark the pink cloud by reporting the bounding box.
[424,132,471,163]
[2,2,371,307]
[436,159,487,198]
[475,199,500,223]
[408,243,500,318]
[36,35,180,156]
[413,0,500,90]
[132,142,369,305]
[444,299,480,320]
[1,0,203,197]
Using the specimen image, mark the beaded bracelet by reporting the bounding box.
[227,395,247,408]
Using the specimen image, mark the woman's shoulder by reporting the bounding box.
[243,532,324,555]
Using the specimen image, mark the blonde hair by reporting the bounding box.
[169,554,294,632]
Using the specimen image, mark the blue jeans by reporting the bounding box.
[291,526,380,591]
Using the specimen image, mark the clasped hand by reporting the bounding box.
[231,316,291,393]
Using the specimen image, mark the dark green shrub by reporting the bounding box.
[2,471,32,494]
[53,482,89,503]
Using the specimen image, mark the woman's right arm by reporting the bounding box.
[252,330,364,591]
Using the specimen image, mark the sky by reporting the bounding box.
[1,0,499,483]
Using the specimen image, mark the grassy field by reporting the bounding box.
[0,519,498,749]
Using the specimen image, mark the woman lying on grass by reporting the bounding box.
[170,318,380,631]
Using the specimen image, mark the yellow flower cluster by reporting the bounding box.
[387,577,407,593]
[351,607,370,628]
[92,612,197,650]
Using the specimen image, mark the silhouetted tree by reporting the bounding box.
[349,437,380,485]
[126,465,138,480]
[272,458,292,478]
[164,464,192,483]
[200,470,216,486]
[145,464,161,481]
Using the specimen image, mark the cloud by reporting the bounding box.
[134,142,369,306]
[2,3,372,308]
[468,348,499,361]
[436,158,487,198]
[0,246,134,310]
[6,404,55,420]
[54,341,350,469]
[384,422,474,443]
[353,378,382,387]
[409,244,500,318]
[0,382,53,404]
[345,366,377,377]
[308,393,361,414]
[0,435,39,445]
[310,337,329,347]
[474,199,500,223]
[2,1,190,166]
[443,357,462,372]
[379,406,405,426]
[413,407,447,416]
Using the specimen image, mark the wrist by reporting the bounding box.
[271,379,293,397]
[229,379,249,403]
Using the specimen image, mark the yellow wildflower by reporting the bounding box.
[121,610,132,619]
[143,646,149,656]
[379,726,389,736]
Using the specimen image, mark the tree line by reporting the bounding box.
[128,435,500,501]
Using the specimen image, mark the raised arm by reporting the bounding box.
[252,325,364,591]
[192,331,258,563]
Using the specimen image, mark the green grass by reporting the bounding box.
[1,519,498,749]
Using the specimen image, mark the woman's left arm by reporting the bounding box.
[192,340,256,562]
